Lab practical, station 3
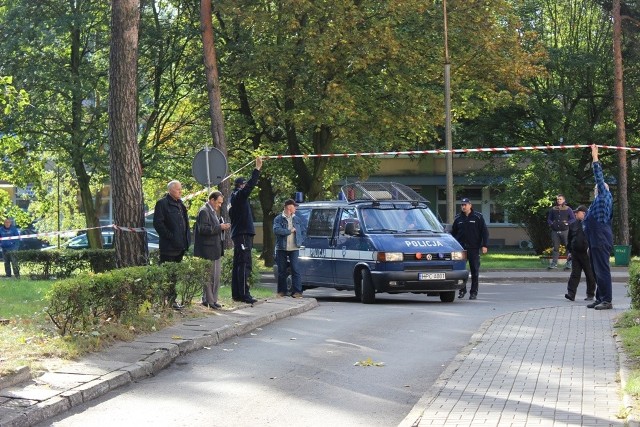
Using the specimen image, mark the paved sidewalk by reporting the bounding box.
[399,303,632,427]
[0,298,317,427]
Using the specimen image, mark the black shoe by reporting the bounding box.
[212,302,222,309]
[564,294,575,301]
[469,293,477,300]
[584,296,594,301]
[458,289,467,299]
[587,300,601,309]
[594,301,613,310]
[171,302,184,310]
[243,297,257,304]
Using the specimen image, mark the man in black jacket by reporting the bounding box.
[229,157,262,304]
[565,205,596,301]
[547,194,575,269]
[153,180,191,309]
[451,198,489,300]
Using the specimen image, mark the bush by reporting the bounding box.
[14,249,116,279]
[628,261,640,310]
[45,257,212,335]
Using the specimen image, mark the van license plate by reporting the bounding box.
[419,273,445,280]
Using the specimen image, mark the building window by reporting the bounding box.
[437,187,511,225]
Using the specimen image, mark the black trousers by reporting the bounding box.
[232,234,254,300]
[566,250,596,298]
[465,248,481,295]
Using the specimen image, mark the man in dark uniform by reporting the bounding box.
[153,180,191,309]
[565,205,596,301]
[451,198,489,300]
[229,157,262,304]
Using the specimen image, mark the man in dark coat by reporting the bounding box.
[451,198,489,300]
[229,157,262,304]
[153,180,190,309]
[194,191,230,309]
[564,205,596,302]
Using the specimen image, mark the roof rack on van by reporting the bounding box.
[340,182,427,203]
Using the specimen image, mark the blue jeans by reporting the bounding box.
[276,249,301,294]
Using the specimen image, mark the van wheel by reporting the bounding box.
[440,291,456,303]
[354,274,362,301]
[361,269,375,304]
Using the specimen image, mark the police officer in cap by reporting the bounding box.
[451,198,489,300]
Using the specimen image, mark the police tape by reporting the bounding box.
[0,226,105,241]
[1,143,628,242]
[263,144,639,159]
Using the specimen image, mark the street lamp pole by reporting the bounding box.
[443,0,454,224]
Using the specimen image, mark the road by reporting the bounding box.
[39,279,626,427]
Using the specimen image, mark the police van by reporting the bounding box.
[291,182,468,303]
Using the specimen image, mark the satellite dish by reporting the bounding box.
[192,148,227,186]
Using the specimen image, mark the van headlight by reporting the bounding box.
[451,251,467,261]
[377,252,403,262]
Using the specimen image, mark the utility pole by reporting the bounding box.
[443,0,454,224]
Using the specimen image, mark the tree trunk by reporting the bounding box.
[109,0,147,267]
[612,0,629,246]
[200,0,231,249]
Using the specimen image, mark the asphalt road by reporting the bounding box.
[38,279,631,427]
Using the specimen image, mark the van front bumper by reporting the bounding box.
[370,270,469,293]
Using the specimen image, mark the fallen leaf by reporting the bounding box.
[354,357,385,367]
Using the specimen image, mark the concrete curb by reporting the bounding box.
[615,333,640,427]
[0,298,318,427]
[397,313,497,427]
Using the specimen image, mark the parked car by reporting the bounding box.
[43,229,159,251]
[275,182,469,304]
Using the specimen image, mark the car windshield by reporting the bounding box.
[360,206,443,233]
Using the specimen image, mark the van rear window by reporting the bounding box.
[307,209,338,237]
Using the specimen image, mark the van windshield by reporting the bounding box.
[360,206,444,233]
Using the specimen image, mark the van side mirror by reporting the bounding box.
[344,221,361,236]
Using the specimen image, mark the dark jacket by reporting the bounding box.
[547,204,575,232]
[193,203,225,261]
[567,219,588,254]
[0,225,20,251]
[229,168,260,238]
[273,212,307,250]
[153,194,190,255]
[451,210,489,249]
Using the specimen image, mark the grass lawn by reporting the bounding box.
[0,273,274,376]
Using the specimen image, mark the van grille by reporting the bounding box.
[404,264,453,271]
[403,253,452,261]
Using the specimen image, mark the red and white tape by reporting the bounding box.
[264,144,638,159]
[2,143,630,242]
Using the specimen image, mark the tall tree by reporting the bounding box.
[0,0,111,248]
[456,0,619,252]
[200,0,231,249]
[212,0,543,261]
[109,0,147,267]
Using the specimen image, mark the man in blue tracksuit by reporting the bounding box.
[451,198,489,300]
[584,145,614,310]
[0,217,21,278]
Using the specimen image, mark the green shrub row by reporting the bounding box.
[45,256,212,335]
[628,261,640,310]
[14,249,117,279]
[43,250,262,336]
